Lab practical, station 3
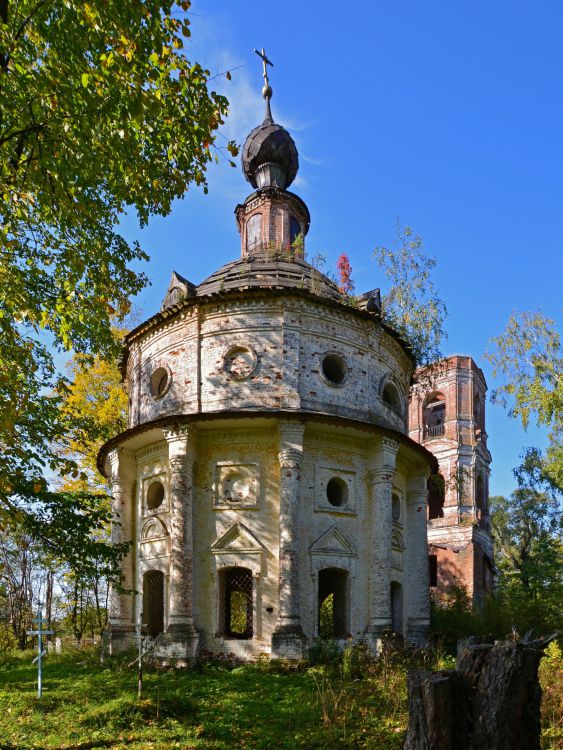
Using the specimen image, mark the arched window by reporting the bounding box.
[143,570,165,638]
[424,393,446,438]
[382,381,403,416]
[219,567,253,639]
[427,473,445,520]
[392,492,401,522]
[246,214,262,253]
[318,568,348,638]
[390,581,403,635]
[290,215,301,245]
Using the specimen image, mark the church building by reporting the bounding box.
[99,58,441,662]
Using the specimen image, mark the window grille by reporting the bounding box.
[220,568,253,639]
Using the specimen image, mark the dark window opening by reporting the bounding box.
[326,477,348,507]
[147,480,165,510]
[318,568,348,638]
[391,581,403,634]
[143,570,165,637]
[220,567,253,639]
[428,474,445,520]
[382,382,402,414]
[322,354,347,385]
[424,394,446,438]
[429,555,438,587]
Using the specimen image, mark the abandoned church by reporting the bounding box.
[98,63,493,661]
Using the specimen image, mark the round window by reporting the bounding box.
[147,480,165,510]
[150,367,170,398]
[326,477,349,507]
[321,354,348,386]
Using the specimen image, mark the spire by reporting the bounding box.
[254,47,274,124]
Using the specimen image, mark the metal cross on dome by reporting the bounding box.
[254,47,273,89]
[26,603,54,699]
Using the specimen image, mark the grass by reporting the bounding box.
[0,642,559,750]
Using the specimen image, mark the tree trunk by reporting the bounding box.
[404,637,552,750]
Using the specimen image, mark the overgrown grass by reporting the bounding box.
[0,641,559,750]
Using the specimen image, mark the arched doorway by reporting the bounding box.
[318,568,348,638]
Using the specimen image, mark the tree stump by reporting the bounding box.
[403,637,553,750]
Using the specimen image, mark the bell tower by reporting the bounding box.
[409,356,494,608]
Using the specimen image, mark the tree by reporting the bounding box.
[489,459,563,635]
[485,311,562,489]
[0,1,236,556]
[374,224,447,367]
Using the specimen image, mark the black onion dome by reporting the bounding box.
[196,256,340,300]
[242,106,299,190]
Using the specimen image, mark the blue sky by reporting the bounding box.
[119,0,562,498]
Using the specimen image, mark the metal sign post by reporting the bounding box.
[136,611,145,699]
[26,604,54,699]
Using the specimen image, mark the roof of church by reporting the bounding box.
[195,254,341,299]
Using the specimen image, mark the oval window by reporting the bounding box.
[150,367,170,398]
[321,354,347,386]
[147,480,165,510]
[326,477,349,508]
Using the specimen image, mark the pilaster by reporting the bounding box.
[106,448,136,653]
[367,436,399,652]
[405,474,430,646]
[159,425,200,662]
[271,421,306,659]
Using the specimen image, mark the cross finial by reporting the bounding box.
[254,47,273,91]
[254,47,274,123]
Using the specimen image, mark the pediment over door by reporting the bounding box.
[211,522,266,555]
[310,526,357,558]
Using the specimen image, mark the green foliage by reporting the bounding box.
[373,224,447,367]
[485,311,563,489]
[0,0,236,559]
[489,488,562,636]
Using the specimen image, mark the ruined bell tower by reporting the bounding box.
[409,356,494,608]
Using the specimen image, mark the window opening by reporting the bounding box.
[326,477,348,508]
[147,480,165,510]
[424,394,446,438]
[150,367,169,398]
[476,475,485,513]
[290,215,301,244]
[143,570,165,637]
[321,354,347,385]
[382,382,402,414]
[427,474,445,520]
[246,214,262,253]
[220,567,253,639]
[318,568,348,638]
